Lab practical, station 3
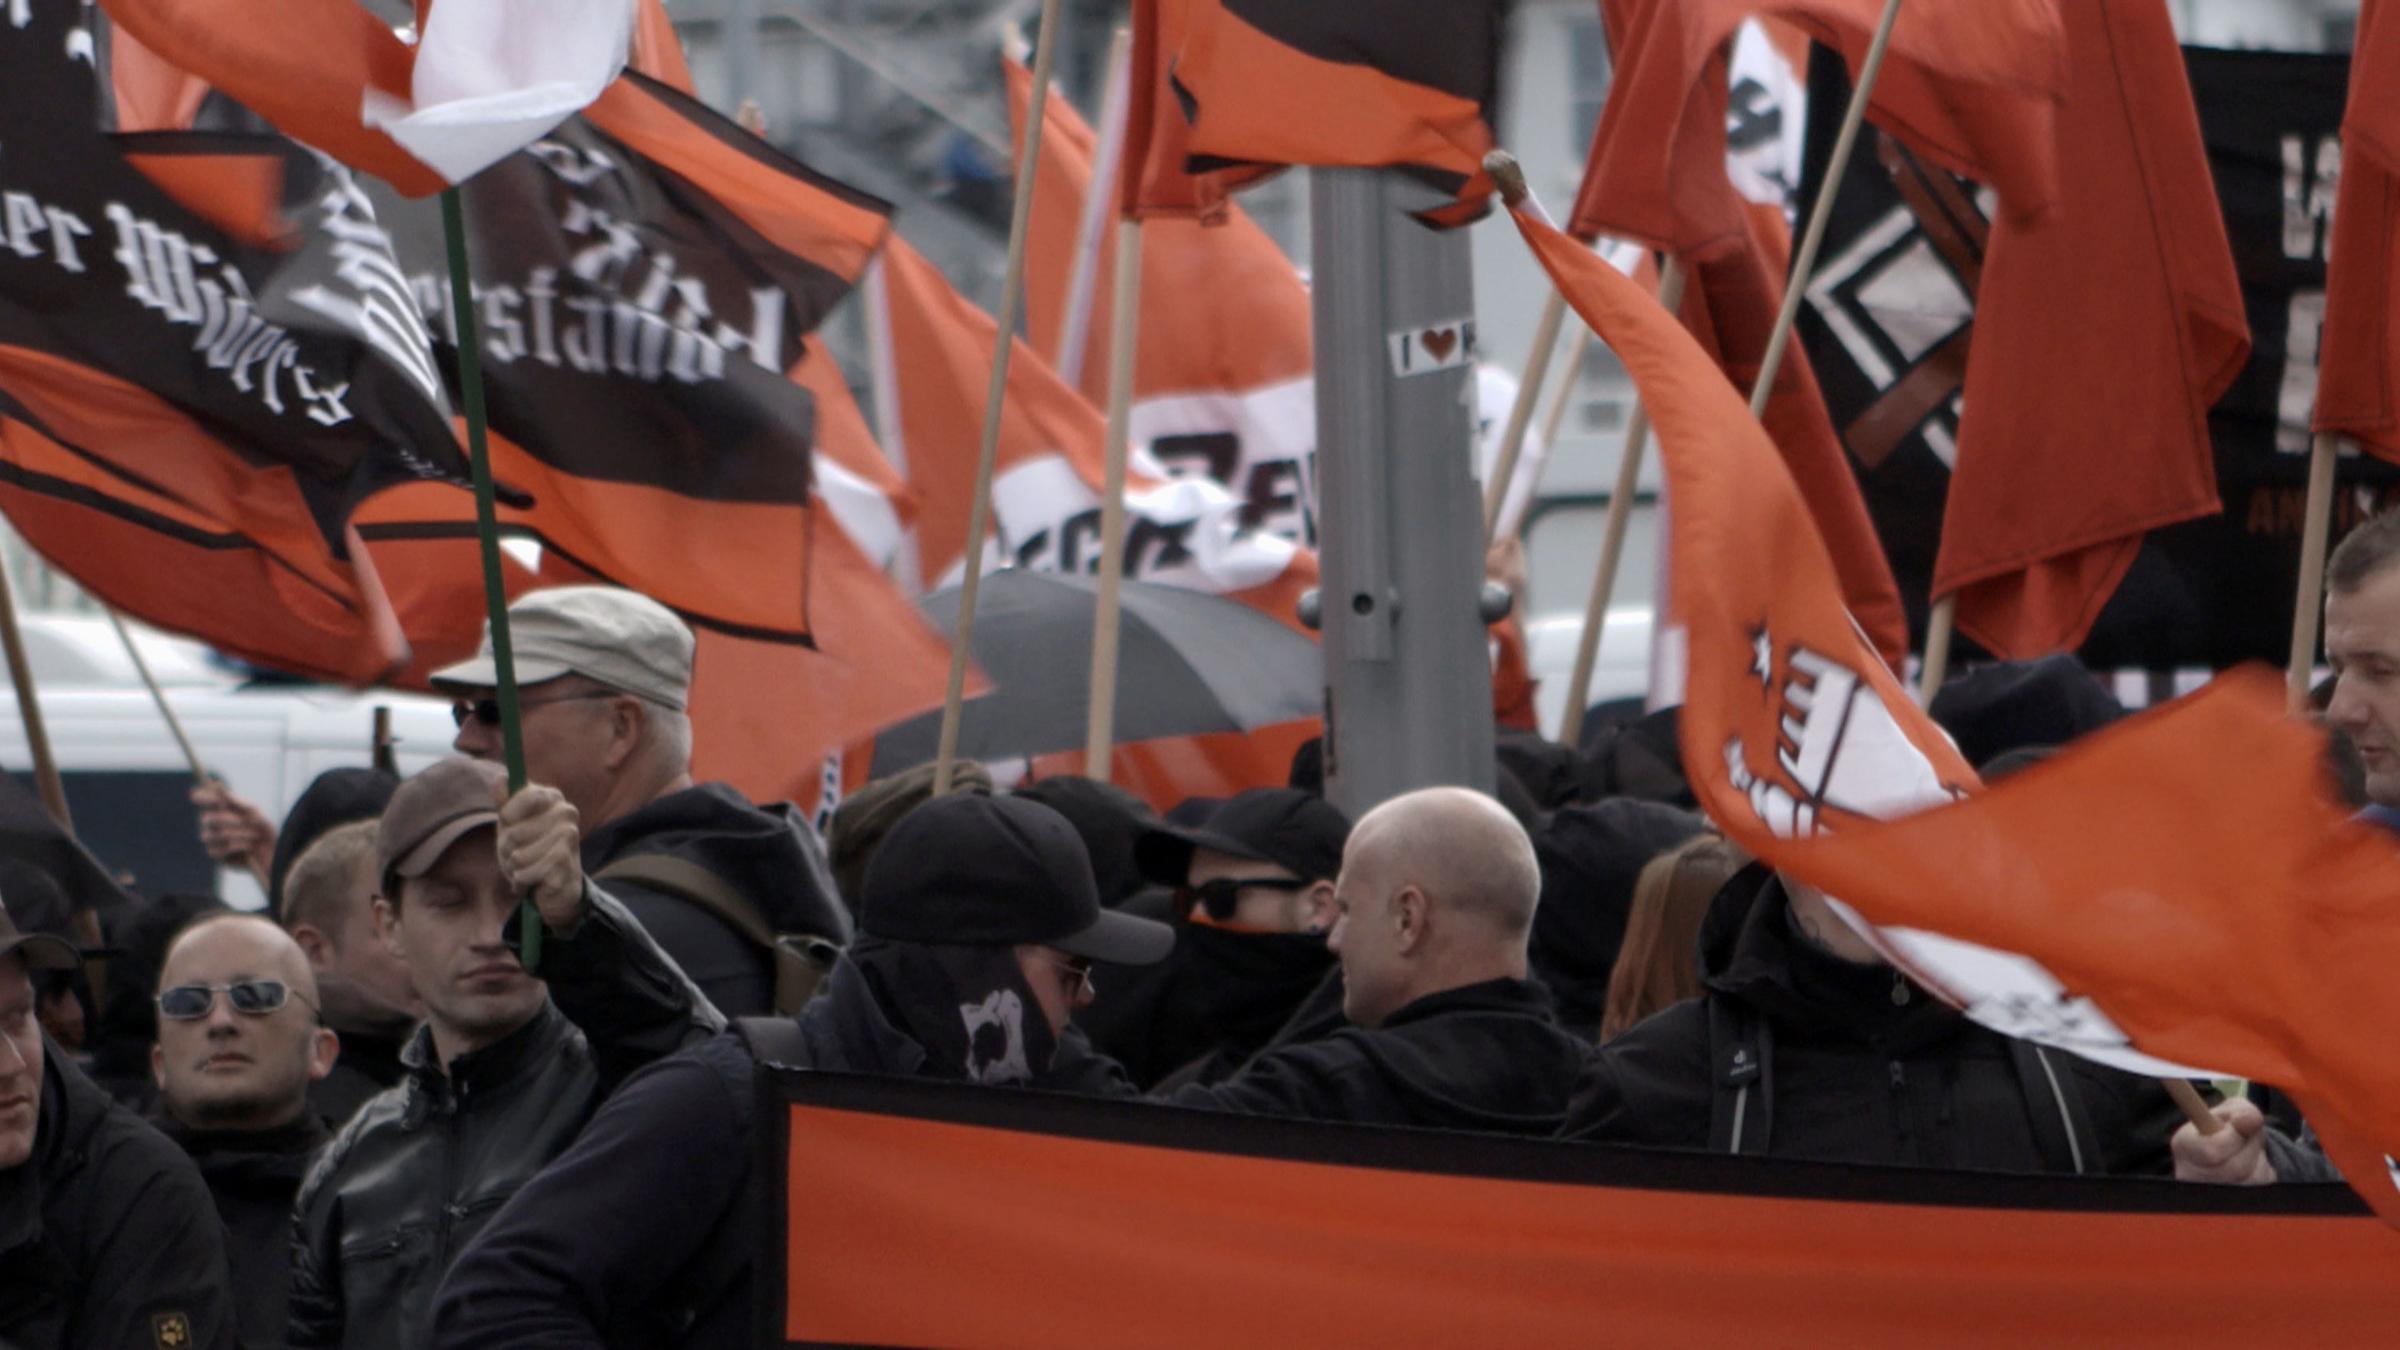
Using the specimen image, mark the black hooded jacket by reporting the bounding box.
[1158,978,1593,1135]
[582,782,849,1016]
[1529,800,1709,1039]
[1560,866,2187,1174]
[432,948,1058,1350]
[0,1043,234,1350]
[162,1114,328,1350]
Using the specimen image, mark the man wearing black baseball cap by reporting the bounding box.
[0,899,235,1349]
[435,792,1172,1349]
[1077,788,1351,1088]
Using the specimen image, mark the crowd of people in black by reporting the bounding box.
[6,509,2396,1347]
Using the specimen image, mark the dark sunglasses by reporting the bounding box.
[450,690,619,728]
[156,980,316,1021]
[1175,876,1307,922]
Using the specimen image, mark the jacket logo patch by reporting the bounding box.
[153,1311,193,1349]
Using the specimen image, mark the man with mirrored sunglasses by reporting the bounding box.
[151,913,339,1350]
[1075,787,1351,1089]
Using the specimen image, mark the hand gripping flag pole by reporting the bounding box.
[438,186,543,971]
[933,0,1071,797]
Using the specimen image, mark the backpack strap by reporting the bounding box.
[1705,999,1773,1157]
[597,854,839,1014]
[2008,1039,2100,1176]
[595,853,775,946]
[733,1014,813,1069]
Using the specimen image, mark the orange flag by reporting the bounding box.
[1003,55,1316,522]
[1162,0,1504,226]
[1512,195,2400,1221]
[1121,0,1273,220]
[1582,0,2065,260]
[1576,0,1911,668]
[867,238,1318,809]
[1932,0,2250,658]
[95,0,638,194]
[2315,0,2400,462]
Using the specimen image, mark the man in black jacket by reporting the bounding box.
[1559,862,2188,1173]
[1077,787,1348,1088]
[150,913,339,1350]
[1156,787,1592,1134]
[436,585,847,1014]
[0,900,234,1349]
[289,757,720,1350]
[431,791,1174,1350]
[280,820,420,1125]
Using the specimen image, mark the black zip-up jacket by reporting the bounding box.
[0,1042,234,1349]
[163,1114,328,1350]
[429,952,934,1350]
[1075,896,1333,1090]
[1157,978,1594,1135]
[582,782,848,1017]
[288,885,721,1350]
[1558,866,2187,1174]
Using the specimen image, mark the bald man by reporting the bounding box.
[153,914,341,1350]
[1155,787,1594,1133]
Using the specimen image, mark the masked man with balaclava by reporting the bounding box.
[432,792,1173,1349]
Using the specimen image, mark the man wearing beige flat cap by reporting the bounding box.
[434,585,847,1015]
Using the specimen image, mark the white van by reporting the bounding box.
[0,617,455,909]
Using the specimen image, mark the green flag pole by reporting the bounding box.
[438,186,541,972]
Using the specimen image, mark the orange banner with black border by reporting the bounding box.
[762,1071,2400,1348]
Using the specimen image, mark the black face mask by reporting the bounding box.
[848,937,1059,1085]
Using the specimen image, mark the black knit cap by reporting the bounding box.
[861,793,1173,965]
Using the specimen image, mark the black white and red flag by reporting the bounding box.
[0,0,477,681]
[274,73,896,648]
[1797,42,2387,675]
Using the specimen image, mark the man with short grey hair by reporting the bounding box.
[436,585,847,1014]
[1153,786,1592,1134]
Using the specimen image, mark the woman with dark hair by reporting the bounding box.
[1597,835,1743,1042]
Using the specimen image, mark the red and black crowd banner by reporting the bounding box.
[760,1070,2400,1347]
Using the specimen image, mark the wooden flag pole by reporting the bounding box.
[2287,431,2341,715]
[1538,325,1594,456]
[1918,594,1957,704]
[1746,0,1904,417]
[933,0,1069,797]
[1084,218,1146,780]
[0,549,70,832]
[1561,260,1687,748]
[2164,1078,2226,1136]
[105,609,270,891]
[438,185,542,970]
[1484,289,1570,542]
[1055,26,1133,389]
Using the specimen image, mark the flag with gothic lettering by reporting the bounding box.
[266,73,895,647]
[0,0,475,680]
